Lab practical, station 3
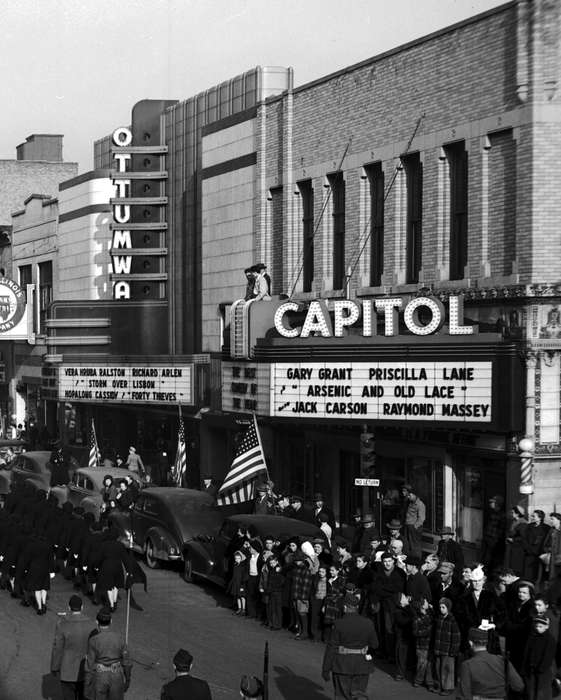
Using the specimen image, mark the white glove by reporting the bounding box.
[50,572,55,579]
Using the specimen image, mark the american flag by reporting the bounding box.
[174,416,187,487]
[216,415,268,505]
[88,418,100,469]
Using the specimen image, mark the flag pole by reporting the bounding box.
[263,641,269,700]
[252,412,269,481]
[125,587,131,646]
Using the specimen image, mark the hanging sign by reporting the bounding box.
[58,364,193,405]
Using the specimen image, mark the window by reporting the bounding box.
[329,172,345,289]
[38,260,53,331]
[365,163,385,287]
[19,265,32,299]
[298,180,314,292]
[403,153,423,284]
[447,142,468,280]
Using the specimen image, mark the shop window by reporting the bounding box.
[456,456,506,546]
[446,142,468,280]
[298,180,314,292]
[403,152,423,284]
[329,172,345,290]
[365,162,384,287]
[406,457,443,533]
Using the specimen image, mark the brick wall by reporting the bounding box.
[260,2,561,294]
[0,161,78,226]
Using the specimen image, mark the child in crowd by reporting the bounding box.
[522,615,556,700]
[433,597,461,696]
[310,565,328,642]
[263,554,284,630]
[227,550,248,616]
[411,596,435,691]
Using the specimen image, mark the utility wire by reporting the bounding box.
[347,113,425,283]
[288,136,352,298]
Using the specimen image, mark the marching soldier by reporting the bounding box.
[322,592,378,699]
[84,608,131,700]
[458,627,523,699]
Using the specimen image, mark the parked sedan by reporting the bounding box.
[50,467,142,520]
[109,487,223,569]
[0,440,29,504]
[183,514,328,586]
[10,451,54,491]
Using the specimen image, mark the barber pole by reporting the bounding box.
[518,436,534,495]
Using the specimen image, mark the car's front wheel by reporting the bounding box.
[145,539,160,569]
[182,552,194,582]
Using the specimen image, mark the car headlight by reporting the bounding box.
[168,546,177,555]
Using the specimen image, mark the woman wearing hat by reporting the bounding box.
[505,505,529,576]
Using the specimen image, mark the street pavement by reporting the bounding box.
[0,562,436,699]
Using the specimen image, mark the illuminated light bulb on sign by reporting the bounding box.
[374,298,402,336]
[448,296,474,335]
[301,300,332,338]
[334,300,360,337]
[274,302,299,338]
[403,297,445,335]
[362,299,374,337]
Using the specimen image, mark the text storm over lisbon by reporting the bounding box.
[271,362,492,422]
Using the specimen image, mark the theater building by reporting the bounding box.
[207,0,561,559]
[37,69,291,468]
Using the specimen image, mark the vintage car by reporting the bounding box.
[182,514,328,587]
[10,451,54,492]
[0,439,29,504]
[109,487,223,569]
[50,466,142,520]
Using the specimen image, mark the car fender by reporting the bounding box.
[144,526,180,561]
[80,495,102,520]
[50,485,69,506]
[183,540,220,580]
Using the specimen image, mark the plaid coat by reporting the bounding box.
[324,575,346,624]
[291,563,314,601]
[433,613,461,657]
[412,609,434,650]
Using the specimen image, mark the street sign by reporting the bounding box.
[354,478,380,487]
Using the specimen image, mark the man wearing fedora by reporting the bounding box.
[160,648,212,700]
[288,495,315,524]
[353,512,380,555]
[436,526,464,572]
[385,518,409,556]
[313,493,336,530]
[458,627,523,700]
[322,592,378,699]
[253,483,274,515]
